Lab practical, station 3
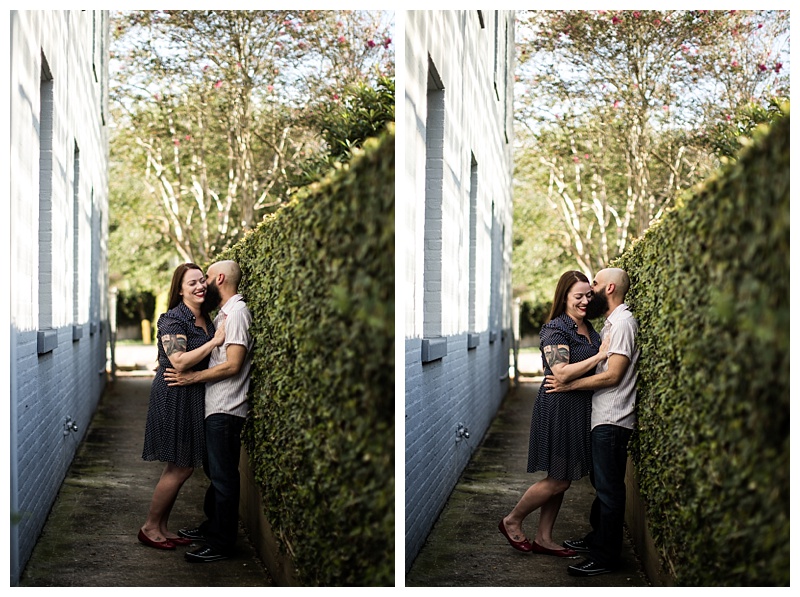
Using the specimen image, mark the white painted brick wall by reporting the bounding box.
[9,11,110,585]
[404,10,515,569]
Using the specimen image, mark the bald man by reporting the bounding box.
[545,267,640,577]
[164,260,253,563]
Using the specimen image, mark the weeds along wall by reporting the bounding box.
[217,128,394,586]
[615,112,788,586]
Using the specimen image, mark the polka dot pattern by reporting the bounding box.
[142,302,216,468]
[527,313,601,481]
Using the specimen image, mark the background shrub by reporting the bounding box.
[218,127,394,586]
[615,111,789,585]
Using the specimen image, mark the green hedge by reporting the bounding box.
[615,111,789,585]
[217,126,394,586]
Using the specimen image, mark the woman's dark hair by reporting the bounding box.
[167,263,203,310]
[547,270,590,322]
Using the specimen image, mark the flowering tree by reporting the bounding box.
[110,9,394,267]
[514,10,789,278]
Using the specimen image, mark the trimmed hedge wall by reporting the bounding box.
[615,112,789,585]
[217,127,394,585]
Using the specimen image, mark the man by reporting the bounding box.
[544,267,640,577]
[164,260,254,563]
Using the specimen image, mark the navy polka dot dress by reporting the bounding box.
[142,302,216,468]
[527,313,601,481]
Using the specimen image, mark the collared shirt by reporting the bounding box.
[205,294,253,419]
[591,303,640,430]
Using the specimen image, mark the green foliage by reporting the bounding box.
[293,75,395,186]
[518,301,551,337]
[513,10,789,282]
[614,111,789,586]
[109,9,394,273]
[705,97,789,160]
[216,128,394,586]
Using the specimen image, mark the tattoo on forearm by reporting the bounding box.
[162,334,187,357]
[544,345,570,369]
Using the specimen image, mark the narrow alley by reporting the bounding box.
[405,373,650,588]
[18,347,272,587]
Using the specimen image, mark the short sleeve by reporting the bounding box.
[223,307,252,349]
[607,318,637,359]
[540,324,570,348]
[157,313,188,338]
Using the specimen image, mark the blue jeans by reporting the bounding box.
[585,424,633,568]
[200,414,245,554]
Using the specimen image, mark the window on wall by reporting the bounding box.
[468,154,478,333]
[422,57,447,363]
[503,16,510,144]
[90,189,97,335]
[73,142,82,341]
[493,11,500,101]
[38,53,56,354]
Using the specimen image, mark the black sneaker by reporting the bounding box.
[178,527,206,541]
[185,544,229,563]
[563,538,590,553]
[567,558,612,577]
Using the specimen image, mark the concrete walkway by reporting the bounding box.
[405,374,650,588]
[18,352,273,587]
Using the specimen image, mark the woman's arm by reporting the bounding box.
[544,353,631,393]
[544,334,609,383]
[161,321,225,372]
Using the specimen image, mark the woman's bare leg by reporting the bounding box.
[140,463,193,542]
[503,477,570,542]
[535,491,566,550]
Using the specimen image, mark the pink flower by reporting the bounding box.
[633,11,641,18]
[774,62,783,73]
[612,16,620,24]
[573,156,580,163]
[332,93,340,100]
[584,154,590,160]
[726,114,732,121]
[663,105,669,111]
[336,21,343,27]
[185,135,191,141]
[214,80,223,88]
[732,60,739,68]
[383,37,392,48]
[367,39,376,48]
[613,100,620,109]
[267,85,274,92]
[654,19,661,26]
[173,139,180,146]
[203,65,210,71]
[758,63,767,71]
[758,23,764,29]
[337,36,346,44]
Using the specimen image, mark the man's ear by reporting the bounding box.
[606,282,616,296]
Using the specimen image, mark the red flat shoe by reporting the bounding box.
[531,541,577,558]
[166,536,193,546]
[498,519,533,552]
[138,529,176,550]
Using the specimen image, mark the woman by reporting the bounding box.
[138,263,225,550]
[499,270,608,556]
